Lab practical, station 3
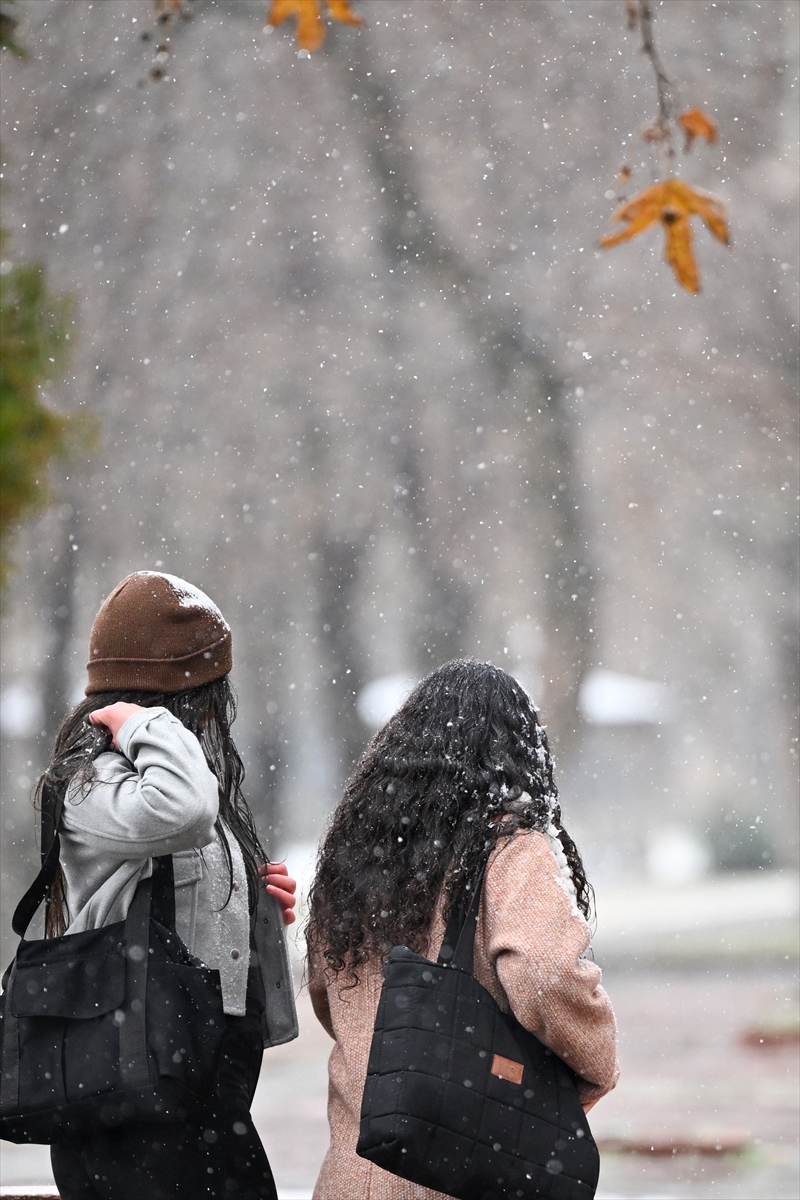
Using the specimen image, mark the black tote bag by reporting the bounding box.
[0,788,225,1144]
[357,873,600,1200]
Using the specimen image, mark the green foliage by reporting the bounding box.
[0,1,27,59]
[0,231,85,591]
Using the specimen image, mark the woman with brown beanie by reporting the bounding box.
[37,571,298,1200]
[307,659,618,1200]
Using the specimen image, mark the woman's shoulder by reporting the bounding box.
[485,826,581,915]
[488,826,554,868]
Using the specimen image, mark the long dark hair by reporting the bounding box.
[37,677,266,937]
[306,659,592,985]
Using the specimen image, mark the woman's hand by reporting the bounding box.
[258,861,297,925]
[89,702,147,750]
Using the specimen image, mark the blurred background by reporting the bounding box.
[1,1,797,1197]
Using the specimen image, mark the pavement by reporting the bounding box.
[2,869,798,1199]
[589,870,799,963]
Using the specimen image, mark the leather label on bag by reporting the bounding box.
[491,1054,524,1085]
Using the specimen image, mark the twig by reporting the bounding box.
[637,0,676,164]
[140,0,194,81]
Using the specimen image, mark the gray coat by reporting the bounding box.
[60,706,297,1047]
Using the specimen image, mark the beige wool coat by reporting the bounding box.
[309,829,620,1200]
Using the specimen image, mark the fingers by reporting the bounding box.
[265,872,296,894]
[87,702,145,750]
[88,708,117,749]
[258,861,295,884]
[258,862,298,924]
[266,886,297,925]
[258,863,297,892]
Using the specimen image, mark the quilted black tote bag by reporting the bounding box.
[0,789,225,1144]
[357,873,600,1200]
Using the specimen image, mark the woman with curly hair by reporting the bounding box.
[307,659,619,1200]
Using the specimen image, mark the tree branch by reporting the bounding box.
[638,0,676,163]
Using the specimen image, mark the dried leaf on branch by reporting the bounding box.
[624,0,639,32]
[641,122,668,144]
[600,178,729,292]
[267,0,362,53]
[154,0,185,17]
[678,107,718,151]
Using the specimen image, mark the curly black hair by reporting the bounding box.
[36,677,266,937]
[306,659,592,984]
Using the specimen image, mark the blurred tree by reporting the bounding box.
[0,0,727,595]
[0,233,83,592]
[338,42,596,749]
[0,0,26,58]
[1,2,87,594]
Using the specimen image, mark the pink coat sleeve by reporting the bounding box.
[476,830,620,1105]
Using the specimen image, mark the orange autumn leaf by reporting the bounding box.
[267,0,362,53]
[678,107,717,151]
[599,178,729,293]
[326,0,364,27]
[268,0,323,50]
[662,213,699,293]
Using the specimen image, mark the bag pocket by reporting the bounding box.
[147,962,224,1089]
[11,927,126,1020]
[6,1013,68,1113]
[11,953,125,1020]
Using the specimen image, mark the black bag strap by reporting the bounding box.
[40,773,61,864]
[118,855,175,1088]
[119,871,153,1088]
[436,864,486,976]
[0,958,20,1116]
[11,782,65,938]
[149,854,176,930]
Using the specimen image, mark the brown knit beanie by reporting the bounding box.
[85,571,232,695]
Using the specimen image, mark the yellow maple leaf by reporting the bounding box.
[678,107,718,151]
[326,0,364,26]
[599,178,729,292]
[267,0,362,53]
[662,212,698,293]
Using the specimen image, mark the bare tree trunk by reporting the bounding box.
[337,37,595,752]
[252,724,286,847]
[314,531,370,782]
[389,426,472,670]
[41,505,80,752]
